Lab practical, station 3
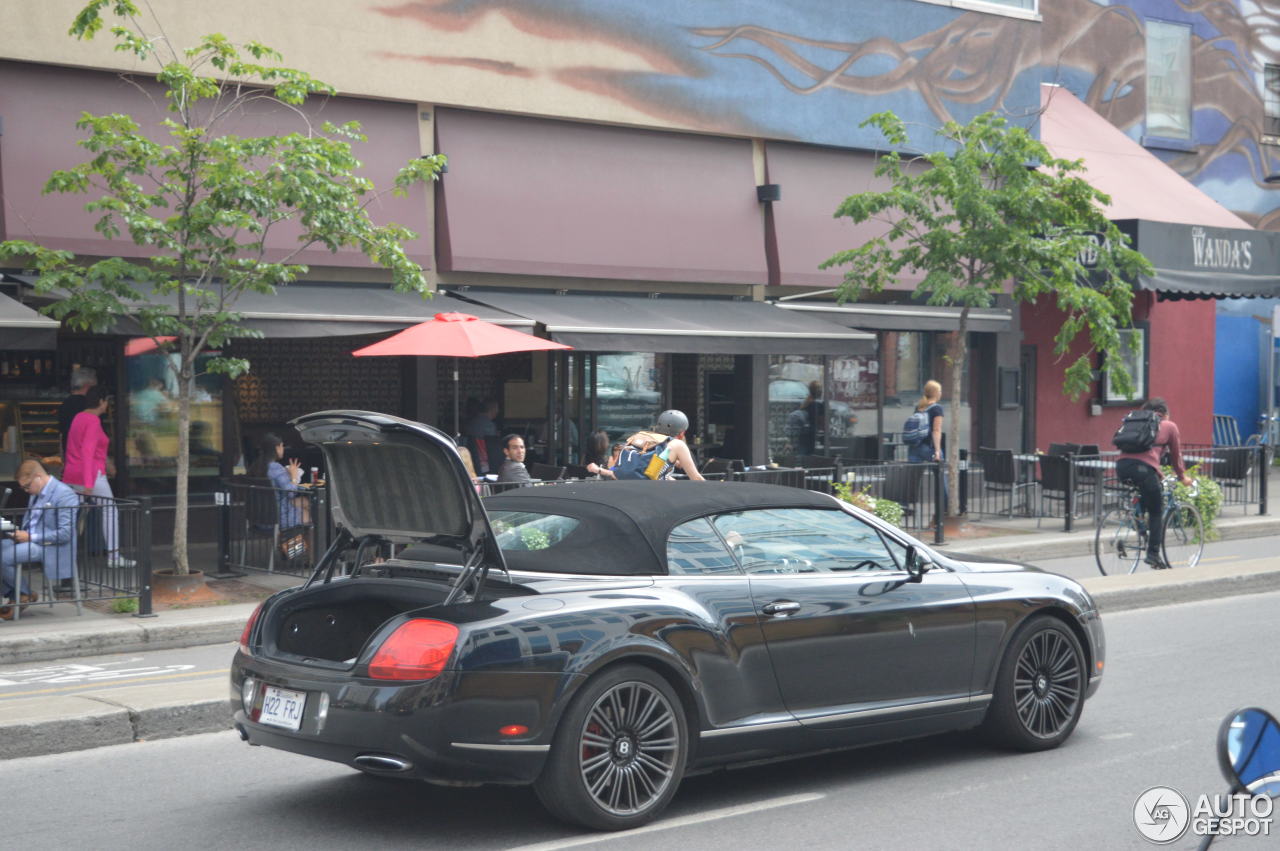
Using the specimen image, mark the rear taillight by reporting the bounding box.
[368,619,459,681]
[238,603,264,656]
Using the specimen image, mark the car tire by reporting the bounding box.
[980,615,1086,752]
[534,664,688,831]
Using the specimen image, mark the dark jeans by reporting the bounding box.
[1116,458,1162,555]
[908,445,948,518]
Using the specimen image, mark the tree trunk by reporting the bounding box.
[172,338,192,575]
[945,308,970,517]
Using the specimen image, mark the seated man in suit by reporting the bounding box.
[1,459,79,620]
[496,434,533,485]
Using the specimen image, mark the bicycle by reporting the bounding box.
[1094,475,1204,575]
[1245,412,1277,467]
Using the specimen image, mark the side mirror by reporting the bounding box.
[1218,707,1280,797]
[905,545,931,582]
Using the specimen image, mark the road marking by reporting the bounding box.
[1099,732,1134,740]
[0,663,197,686]
[505,793,825,851]
[0,668,228,700]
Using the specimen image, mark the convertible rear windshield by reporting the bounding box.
[490,510,581,552]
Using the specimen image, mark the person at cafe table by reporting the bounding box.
[1,459,79,620]
[497,434,534,485]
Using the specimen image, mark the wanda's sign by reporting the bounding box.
[1190,227,1253,271]
[1110,219,1280,299]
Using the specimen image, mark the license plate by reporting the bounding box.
[258,685,306,731]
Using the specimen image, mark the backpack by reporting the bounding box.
[612,436,673,480]
[902,410,931,446]
[1113,409,1161,453]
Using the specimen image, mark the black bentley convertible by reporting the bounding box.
[231,411,1104,830]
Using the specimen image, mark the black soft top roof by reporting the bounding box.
[482,481,839,575]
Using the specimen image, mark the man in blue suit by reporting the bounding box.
[1,459,78,620]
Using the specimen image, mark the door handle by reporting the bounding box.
[762,600,801,616]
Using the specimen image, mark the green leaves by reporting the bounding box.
[69,0,139,41]
[825,109,1153,402]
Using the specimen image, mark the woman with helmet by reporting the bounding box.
[615,410,705,481]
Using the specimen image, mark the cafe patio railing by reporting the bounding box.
[213,446,1270,574]
[219,478,332,577]
[1,495,153,619]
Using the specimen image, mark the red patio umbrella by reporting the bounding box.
[351,311,572,436]
[124,335,177,356]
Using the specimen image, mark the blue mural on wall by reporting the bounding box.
[378,0,1042,152]
[381,0,1279,223]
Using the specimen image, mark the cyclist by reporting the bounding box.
[1115,397,1193,569]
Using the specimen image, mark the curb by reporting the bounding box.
[1083,559,1280,613]
[0,603,258,667]
[1,688,232,760]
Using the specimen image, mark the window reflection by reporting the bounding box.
[1146,20,1192,139]
[126,351,223,475]
[666,517,740,576]
[713,508,905,574]
[595,353,665,442]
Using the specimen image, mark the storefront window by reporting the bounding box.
[882,331,971,460]
[766,344,881,461]
[595,353,665,441]
[769,355,824,460]
[126,350,223,476]
[829,349,879,453]
[1102,326,1148,404]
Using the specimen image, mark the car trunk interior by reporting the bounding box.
[268,577,455,663]
[266,561,537,664]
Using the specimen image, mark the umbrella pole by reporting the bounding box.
[453,357,461,440]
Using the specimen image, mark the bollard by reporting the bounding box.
[958,448,969,515]
[1254,440,1264,514]
[209,489,245,579]
[933,460,945,545]
[1063,458,1075,533]
[134,496,155,618]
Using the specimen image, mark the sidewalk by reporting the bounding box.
[3,496,1279,760]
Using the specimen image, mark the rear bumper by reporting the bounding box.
[231,654,579,785]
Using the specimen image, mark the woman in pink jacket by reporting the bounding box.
[63,387,134,569]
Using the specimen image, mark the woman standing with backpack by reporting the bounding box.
[1115,397,1192,569]
[906,380,947,520]
[907,380,945,465]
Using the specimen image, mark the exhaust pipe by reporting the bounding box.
[353,753,413,772]
[235,723,249,742]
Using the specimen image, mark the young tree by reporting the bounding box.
[822,111,1152,516]
[0,0,443,573]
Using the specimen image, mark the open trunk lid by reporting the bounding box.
[291,410,504,575]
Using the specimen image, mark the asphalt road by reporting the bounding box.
[5,590,1280,850]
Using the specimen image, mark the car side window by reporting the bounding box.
[666,517,742,576]
[713,508,906,574]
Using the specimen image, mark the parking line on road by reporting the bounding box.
[505,793,825,851]
[0,668,228,700]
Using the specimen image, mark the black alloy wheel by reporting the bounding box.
[535,664,688,830]
[981,616,1086,751]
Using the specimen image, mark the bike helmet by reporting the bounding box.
[654,409,689,437]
